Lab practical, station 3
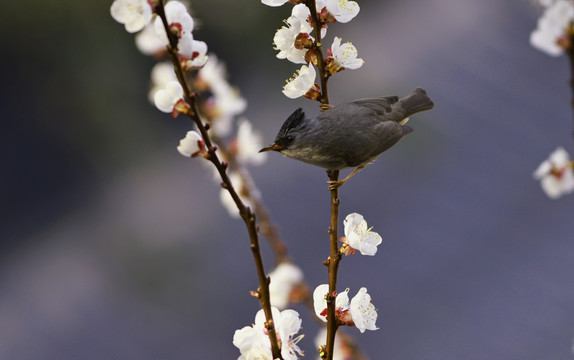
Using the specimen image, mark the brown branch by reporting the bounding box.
[567,26,574,141]
[156,2,282,358]
[323,170,342,360]
[305,0,330,107]
[302,2,344,359]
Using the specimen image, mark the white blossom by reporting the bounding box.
[328,37,364,73]
[184,40,209,68]
[530,0,574,56]
[349,287,378,333]
[235,118,268,166]
[341,213,382,256]
[154,80,184,113]
[313,285,378,333]
[269,263,304,309]
[149,62,178,103]
[233,307,303,360]
[273,4,323,64]
[283,64,318,99]
[533,146,574,199]
[197,55,247,136]
[262,0,291,6]
[136,22,166,55]
[324,0,360,23]
[313,284,350,322]
[154,1,195,57]
[110,0,153,33]
[177,130,205,157]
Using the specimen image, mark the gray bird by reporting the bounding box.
[259,87,434,189]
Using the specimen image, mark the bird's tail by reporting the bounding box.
[399,87,434,118]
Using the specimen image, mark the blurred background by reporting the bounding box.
[2,0,574,359]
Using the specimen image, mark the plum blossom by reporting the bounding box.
[233,307,303,360]
[326,37,364,74]
[136,22,166,56]
[273,4,326,64]
[154,1,195,58]
[234,118,268,166]
[340,213,382,256]
[268,262,305,309]
[349,287,378,333]
[261,0,291,6]
[177,130,206,157]
[324,0,360,23]
[313,285,378,332]
[530,0,574,56]
[110,0,153,33]
[283,64,320,99]
[184,40,209,69]
[148,62,178,103]
[154,80,188,115]
[197,55,247,136]
[313,284,352,324]
[533,146,574,199]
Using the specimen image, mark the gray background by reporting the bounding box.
[2,0,574,359]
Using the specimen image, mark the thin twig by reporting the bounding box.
[156,2,282,358]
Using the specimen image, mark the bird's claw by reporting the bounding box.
[327,180,344,191]
[320,103,334,112]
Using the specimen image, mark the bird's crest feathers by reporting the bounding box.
[278,108,305,138]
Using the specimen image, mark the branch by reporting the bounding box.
[302,2,344,359]
[156,2,282,358]
[567,27,574,141]
[324,170,342,360]
[305,0,330,107]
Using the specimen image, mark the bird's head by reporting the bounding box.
[259,108,306,154]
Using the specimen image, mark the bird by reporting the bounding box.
[259,87,434,190]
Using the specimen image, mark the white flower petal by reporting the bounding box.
[313,284,330,321]
[177,131,204,157]
[282,65,317,99]
[110,0,153,33]
[262,0,290,6]
[154,81,183,113]
[350,287,378,333]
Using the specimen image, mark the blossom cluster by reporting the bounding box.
[263,0,364,99]
[313,284,378,333]
[233,307,304,360]
[530,0,574,56]
[111,0,268,217]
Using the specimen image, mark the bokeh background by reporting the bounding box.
[2,0,574,359]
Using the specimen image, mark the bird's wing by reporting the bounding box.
[350,97,398,116]
[364,120,404,162]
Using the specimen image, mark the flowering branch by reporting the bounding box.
[155,2,283,358]
[305,0,330,107]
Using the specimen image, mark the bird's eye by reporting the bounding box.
[286,135,294,143]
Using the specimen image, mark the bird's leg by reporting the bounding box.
[327,166,364,190]
[320,103,334,112]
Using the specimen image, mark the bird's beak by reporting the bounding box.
[259,143,283,153]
